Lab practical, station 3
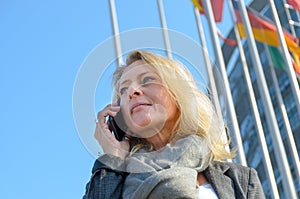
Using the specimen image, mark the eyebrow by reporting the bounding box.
[120,71,150,86]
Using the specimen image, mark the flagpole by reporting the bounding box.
[193,7,232,159]
[280,3,300,31]
[201,0,247,166]
[193,8,223,124]
[283,1,297,36]
[264,44,300,184]
[227,1,279,197]
[157,0,172,59]
[283,3,300,31]
[297,10,300,25]
[237,1,297,198]
[109,0,123,66]
[289,9,300,28]
[268,0,300,118]
[285,2,300,23]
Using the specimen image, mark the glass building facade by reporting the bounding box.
[222,0,300,198]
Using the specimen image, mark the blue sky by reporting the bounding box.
[0,1,237,198]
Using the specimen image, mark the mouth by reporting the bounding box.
[130,103,152,114]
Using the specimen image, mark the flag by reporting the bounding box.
[232,1,300,56]
[267,46,286,70]
[217,28,236,46]
[292,54,300,79]
[191,0,204,13]
[287,0,300,11]
[191,0,225,22]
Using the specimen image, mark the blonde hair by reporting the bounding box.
[112,50,234,160]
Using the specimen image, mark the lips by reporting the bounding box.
[130,102,152,114]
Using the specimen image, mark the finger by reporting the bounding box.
[108,105,121,112]
[94,123,112,142]
[104,103,121,111]
[94,123,130,158]
[97,120,109,129]
[96,112,106,126]
[96,129,119,149]
[96,110,111,125]
[105,110,119,117]
[97,105,120,118]
[97,111,121,126]
[111,101,119,106]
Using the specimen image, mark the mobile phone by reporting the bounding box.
[107,103,126,141]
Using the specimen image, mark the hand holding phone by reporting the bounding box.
[107,100,127,141]
[94,102,129,158]
[107,114,126,141]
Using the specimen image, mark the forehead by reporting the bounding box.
[120,60,156,80]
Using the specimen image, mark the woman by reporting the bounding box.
[83,50,265,199]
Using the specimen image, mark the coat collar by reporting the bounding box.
[203,162,235,199]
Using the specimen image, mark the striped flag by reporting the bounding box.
[267,46,286,70]
[287,0,300,11]
[292,54,300,79]
[269,46,300,78]
[232,1,300,56]
[191,0,224,22]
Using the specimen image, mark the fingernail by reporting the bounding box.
[112,111,118,116]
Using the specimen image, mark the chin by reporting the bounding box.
[130,112,153,126]
[128,118,166,139]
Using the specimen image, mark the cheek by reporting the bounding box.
[162,95,179,123]
[166,101,178,120]
[119,101,130,122]
[157,90,177,113]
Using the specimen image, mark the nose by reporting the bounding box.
[128,85,143,99]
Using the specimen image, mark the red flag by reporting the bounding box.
[217,28,236,46]
[191,0,225,22]
[287,0,300,11]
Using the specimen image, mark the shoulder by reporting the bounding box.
[92,154,126,174]
[208,161,253,174]
[206,161,259,181]
[204,161,265,198]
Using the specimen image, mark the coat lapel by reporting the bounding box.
[203,163,235,199]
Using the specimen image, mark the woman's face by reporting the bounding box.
[118,60,179,138]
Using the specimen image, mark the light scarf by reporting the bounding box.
[123,135,213,199]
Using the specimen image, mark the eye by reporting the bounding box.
[119,87,128,95]
[142,76,155,84]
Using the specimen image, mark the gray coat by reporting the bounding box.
[83,155,265,199]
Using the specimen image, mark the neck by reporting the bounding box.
[146,129,170,150]
[145,115,179,150]
[197,172,209,186]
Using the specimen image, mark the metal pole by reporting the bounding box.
[283,1,297,36]
[109,0,123,66]
[285,2,300,27]
[296,10,300,25]
[264,44,300,184]
[227,1,279,197]
[237,0,297,198]
[202,0,247,166]
[268,0,300,118]
[157,0,172,59]
[193,7,232,158]
[193,8,223,123]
